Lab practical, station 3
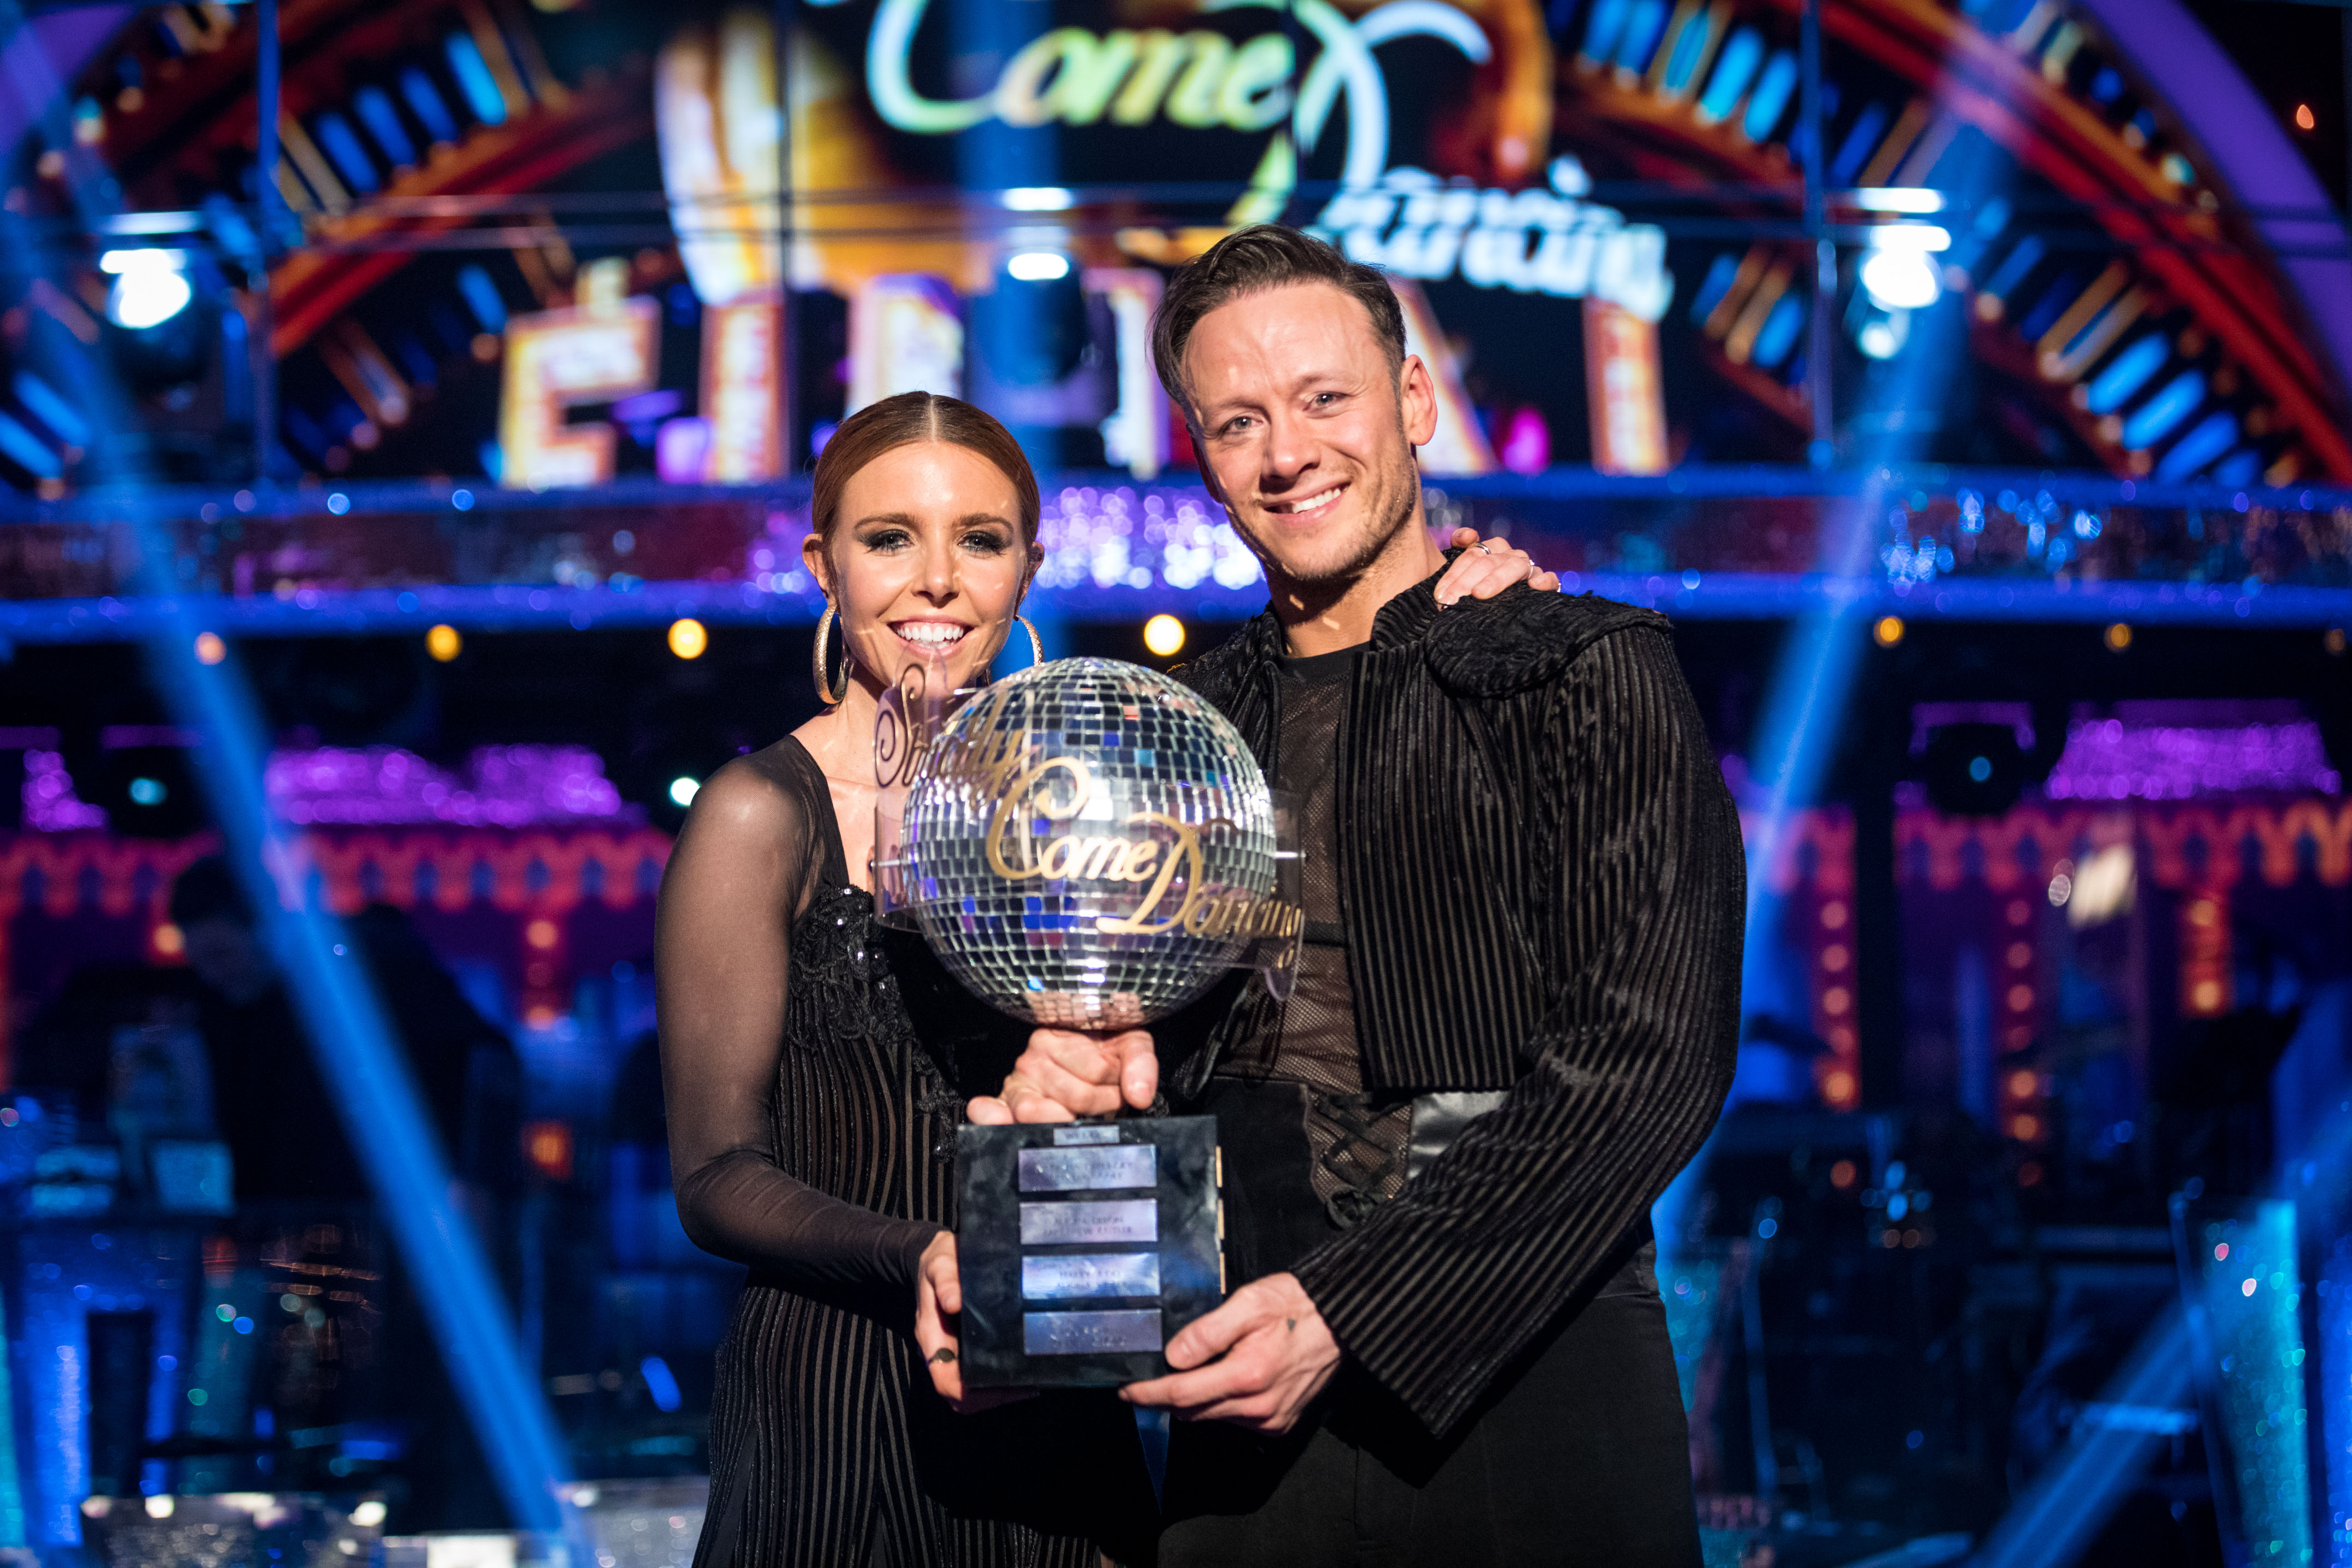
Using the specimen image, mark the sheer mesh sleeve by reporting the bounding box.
[655,746,941,1290]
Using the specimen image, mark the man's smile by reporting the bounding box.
[1266,483,1347,518]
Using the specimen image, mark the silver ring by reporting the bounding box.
[1474,543,1490,555]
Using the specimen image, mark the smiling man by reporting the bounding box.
[973,225,1745,1564]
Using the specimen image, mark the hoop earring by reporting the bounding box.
[812,601,843,706]
[1015,614,1045,667]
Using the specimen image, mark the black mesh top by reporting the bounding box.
[656,737,1146,1567]
[1214,645,1411,1222]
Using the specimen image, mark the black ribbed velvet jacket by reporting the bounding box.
[1167,566,1745,1437]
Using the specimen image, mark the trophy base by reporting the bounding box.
[954,1117,1223,1388]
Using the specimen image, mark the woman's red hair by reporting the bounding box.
[809,392,1041,550]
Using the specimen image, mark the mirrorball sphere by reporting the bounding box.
[902,657,1276,1028]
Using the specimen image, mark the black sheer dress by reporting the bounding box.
[657,738,1151,1568]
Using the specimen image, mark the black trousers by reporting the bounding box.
[1150,1082,1703,1567]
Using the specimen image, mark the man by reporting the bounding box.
[972,225,1744,1564]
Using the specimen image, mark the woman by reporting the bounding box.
[656,392,1548,1566]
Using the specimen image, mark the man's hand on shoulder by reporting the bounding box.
[967,1028,1157,1124]
[1120,1272,1340,1434]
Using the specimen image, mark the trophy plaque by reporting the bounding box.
[876,657,1298,1387]
[953,1117,1223,1387]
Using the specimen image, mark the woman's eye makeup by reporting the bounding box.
[848,520,1014,557]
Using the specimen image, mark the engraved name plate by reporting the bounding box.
[1018,1145,1157,1192]
[957,1116,1222,1387]
[1022,1251,1162,1301]
[1018,1199,1159,1246]
[1023,1309,1164,1356]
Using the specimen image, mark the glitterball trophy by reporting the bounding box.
[874,657,1299,1388]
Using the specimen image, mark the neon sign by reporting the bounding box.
[863,0,1492,190]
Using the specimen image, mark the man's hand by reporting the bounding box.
[1437,527,1559,605]
[912,1232,1029,1414]
[1121,1272,1340,1434]
[967,1028,1157,1125]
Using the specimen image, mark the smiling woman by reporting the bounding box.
[651,394,1157,1567]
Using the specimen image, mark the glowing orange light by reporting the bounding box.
[668,618,708,660]
[2104,622,2132,652]
[1821,1069,1858,1106]
[426,623,463,662]
[1830,1159,1858,1190]
[193,632,226,666]
[1873,615,1905,648]
[2296,103,2316,132]
[525,918,561,951]
[2007,1069,2040,1099]
[1143,614,1186,658]
[153,922,185,958]
[522,1120,574,1182]
[2010,1114,2042,1141]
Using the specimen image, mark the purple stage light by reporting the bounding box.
[264,745,633,828]
[2045,718,2342,801]
[22,751,106,832]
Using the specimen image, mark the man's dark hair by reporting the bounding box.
[169,854,253,930]
[1149,224,1406,417]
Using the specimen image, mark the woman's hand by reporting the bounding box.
[913,1231,1029,1413]
[1437,526,1559,605]
[967,1028,1157,1124]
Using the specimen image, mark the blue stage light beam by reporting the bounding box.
[0,8,568,1526]
[1964,1050,2352,1568]
[1657,125,2014,1260]
[1967,1308,2197,1568]
[136,592,571,1529]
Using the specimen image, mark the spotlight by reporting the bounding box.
[1860,230,1945,313]
[1006,251,1072,283]
[1855,308,1910,360]
[426,623,463,662]
[668,776,700,808]
[1143,614,1185,658]
[1921,722,2026,817]
[88,742,204,837]
[1873,615,1906,647]
[667,618,708,660]
[101,249,194,330]
[1002,188,1075,212]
